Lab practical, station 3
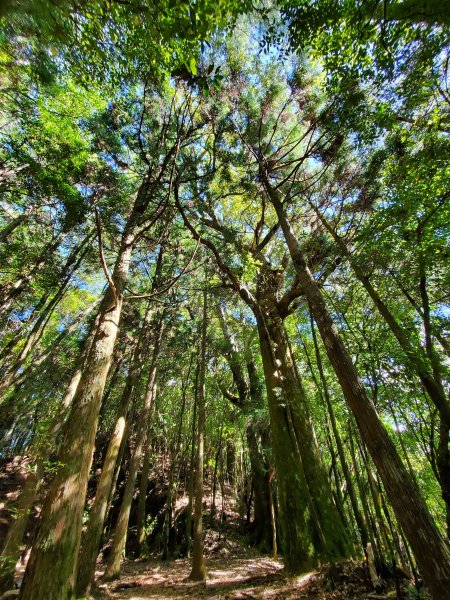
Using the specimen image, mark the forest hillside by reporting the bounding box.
[0,1,449,599]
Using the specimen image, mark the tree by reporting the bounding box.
[0,7,449,600]
[188,286,208,581]
[19,87,196,600]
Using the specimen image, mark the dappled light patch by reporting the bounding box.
[95,555,382,600]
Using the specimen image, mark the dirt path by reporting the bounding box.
[2,479,401,599]
[93,492,379,600]
[97,554,316,599]
[95,551,379,600]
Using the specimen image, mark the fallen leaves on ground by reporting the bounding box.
[93,553,401,600]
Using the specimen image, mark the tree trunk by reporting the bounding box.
[162,354,191,559]
[136,439,151,556]
[245,349,273,551]
[106,421,130,520]
[189,289,208,581]
[19,234,135,599]
[185,361,198,558]
[359,440,394,560]
[438,420,450,540]
[256,317,312,571]
[256,308,349,571]
[419,263,450,539]
[0,313,99,594]
[75,306,153,596]
[0,208,32,243]
[18,168,169,599]
[268,469,278,560]
[246,422,272,551]
[308,316,368,553]
[348,422,381,558]
[266,183,450,600]
[210,422,223,521]
[103,313,164,580]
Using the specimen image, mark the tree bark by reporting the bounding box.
[265,181,450,600]
[0,313,99,594]
[189,289,208,581]
[308,316,368,552]
[75,305,153,596]
[438,420,450,540]
[103,312,164,580]
[256,307,348,571]
[348,422,380,558]
[185,360,199,558]
[136,438,151,555]
[18,173,161,600]
[246,422,272,551]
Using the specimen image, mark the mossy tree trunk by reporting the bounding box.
[246,422,272,551]
[19,243,132,600]
[104,312,164,580]
[76,304,154,597]
[189,289,208,581]
[0,316,99,594]
[256,301,350,571]
[19,173,166,600]
[265,178,450,600]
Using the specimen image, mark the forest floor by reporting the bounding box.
[96,550,379,600]
[1,462,418,600]
[91,502,404,600]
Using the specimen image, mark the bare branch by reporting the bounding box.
[94,207,118,308]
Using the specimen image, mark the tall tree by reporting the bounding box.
[189,287,208,581]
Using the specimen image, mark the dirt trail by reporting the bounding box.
[100,554,287,599]
[1,472,404,600]
[93,483,381,600]
[94,540,375,600]
[96,551,330,600]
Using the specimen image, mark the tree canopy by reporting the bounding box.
[0,2,450,600]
